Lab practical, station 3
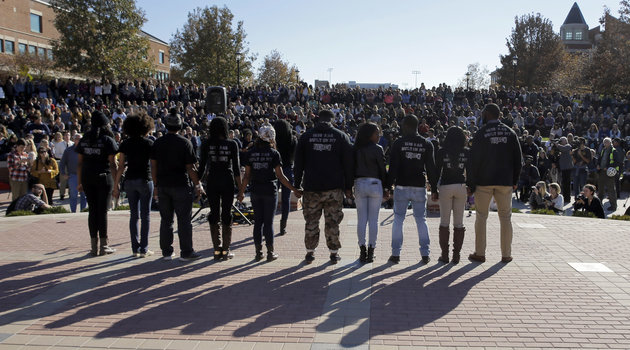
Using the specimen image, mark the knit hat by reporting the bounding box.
[91,111,109,128]
[164,113,183,129]
[258,125,276,143]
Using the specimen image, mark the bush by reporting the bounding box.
[81,207,89,212]
[531,208,557,215]
[114,205,130,211]
[610,215,630,221]
[7,210,36,217]
[573,210,596,218]
[192,202,201,208]
[43,206,70,214]
[512,208,522,213]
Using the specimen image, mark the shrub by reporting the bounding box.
[573,210,596,218]
[43,206,70,214]
[610,215,630,221]
[531,208,557,215]
[114,205,130,211]
[512,208,522,213]
[7,210,36,217]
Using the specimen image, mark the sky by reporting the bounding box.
[136,0,622,88]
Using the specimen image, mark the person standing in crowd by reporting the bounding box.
[352,122,387,263]
[59,134,87,212]
[387,114,438,264]
[294,110,353,264]
[52,132,71,200]
[199,117,242,261]
[572,138,591,202]
[151,112,203,261]
[238,125,299,261]
[113,113,155,258]
[273,119,297,236]
[7,139,30,201]
[434,126,469,264]
[574,184,606,219]
[467,103,522,263]
[31,146,59,205]
[76,111,118,256]
[557,137,574,204]
[597,137,621,212]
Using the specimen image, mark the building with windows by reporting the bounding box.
[560,2,602,53]
[0,0,170,80]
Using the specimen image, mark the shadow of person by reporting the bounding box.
[345,262,505,343]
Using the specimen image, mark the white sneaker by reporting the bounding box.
[140,250,154,258]
[162,253,176,261]
[132,252,141,258]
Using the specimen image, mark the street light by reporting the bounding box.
[512,55,518,88]
[327,67,333,86]
[236,51,242,88]
[465,71,471,90]
[412,70,421,89]
[295,68,300,85]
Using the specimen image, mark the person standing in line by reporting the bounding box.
[238,125,300,261]
[7,139,30,201]
[113,112,155,258]
[59,134,87,212]
[467,104,523,263]
[52,131,71,201]
[151,112,204,262]
[557,136,574,205]
[199,117,242,261]
[433,126,469,265]
[294,110,353,264]
[352,122,388,263]
[387,115,438,264]
[273,119,297,236]
[597,137,622,212]
[76,111,118,256]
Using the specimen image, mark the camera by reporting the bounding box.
[576,194,586,202]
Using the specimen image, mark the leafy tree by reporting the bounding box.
[0,53,55,80]
[549,52,590,93]
[495,13,566,88]
[456,63,490,90]
[170,5,254,85]
[257,50,299,86]
[50,0,154,79]
[588,1,630,93]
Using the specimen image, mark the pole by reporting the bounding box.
[237,58,241,88]
[412,70,421,89]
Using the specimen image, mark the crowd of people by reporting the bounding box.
[1,75,630,262]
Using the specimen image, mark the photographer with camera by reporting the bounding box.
[529,181,550,210]
[545,182,565,214]
[597,137,622,212]
[574,184,605,219]
[199,117,242,261]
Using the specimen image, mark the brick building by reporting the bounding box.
[560,2,602,53]
[0,0,170,80]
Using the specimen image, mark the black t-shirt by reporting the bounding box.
[198,138,240,188]
[76,134,118,185]
[119,136,153,181]
[436,148,470,186]
[150,133,196,187]
[246,145,282,195]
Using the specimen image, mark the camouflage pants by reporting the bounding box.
[303,189,344,251]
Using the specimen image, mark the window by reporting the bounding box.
[0,39,3,53]
[5,40,14,54]
[565,31,573,40]
[18,43,27,54]
[38,47,45,57]
[28,45,36,55]
[159,51,165,64]
[575,31,583,40]
[30,13,42,33]
[47,49,53,60]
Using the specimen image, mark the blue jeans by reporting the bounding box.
[279,165,294,222]
[125,179,153,254]
[354,178,382,247]
[573,168,587,199]
[392,186,430,257]
[67,174,86,213]
[251,192,278,248]
[158,186,194,258]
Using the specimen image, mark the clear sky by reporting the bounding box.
[136,0,621,88]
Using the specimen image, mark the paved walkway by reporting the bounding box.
[1,206,629,349]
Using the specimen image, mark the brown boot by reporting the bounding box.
[452,227,466,264]
[90,237,98,256]
[210,223,221,260]
[437,226,450,263]
[221,224,233,260]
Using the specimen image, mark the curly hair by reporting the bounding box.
[122,112,154,138]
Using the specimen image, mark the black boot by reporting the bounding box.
[279,219,287,236]
[90,237,98,257]
[359,245,367,263]
[438,226,450,263]
[266,244,279,261]
[452,227,466,265]
[210,224,222,260]
[255,244,264,261]
[366,246,375,263]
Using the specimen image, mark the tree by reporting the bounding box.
[456,63,490,90]
[0,53,55,81]
[588,1,630,93]
[549,53,590,93]
[495,13,566,88]
[50,0,154,79]
[170,6,254,85]
[257,50,299,86]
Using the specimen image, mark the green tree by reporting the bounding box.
[456,63,490,90]
[170,5,254,85]
[50,0,154,79]
[588,1,630,93]
[496,13,566,88]
[257,50,299,86]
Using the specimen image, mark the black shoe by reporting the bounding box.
[179,251,202,262]
[421,256,430,264]
[305,252,315,263]
[255,251,264,261]
[267,251,279,261]
[366,246,375,263]
[329,253,341,264]
[214,248,223,261]
[222,250,234,260]
[60,195,65,200]
[359,245,367,263]
[388,255,400,264]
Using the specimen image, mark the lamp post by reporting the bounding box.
[465,71,471,90]
[412,70,421,89]
[295,68,300,85]
[236,51,242,88]
[512,55,518,88]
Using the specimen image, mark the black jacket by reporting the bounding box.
[387,133,438,189]
[198,138,240,188]
[468,120,523,190]
[294,122,353,191]
[435,147,469,186]
[353,143,387,188]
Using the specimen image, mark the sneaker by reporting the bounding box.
[388,255,400,264]
[100,246,116,255]
[304,252,315,263]
[421,256,431,264]
[132,252,141,258]
[140,250,154,258]
[329,253,341,264]
[162,253,176,261]
[267,251,279,261]
[180,252,202,262]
